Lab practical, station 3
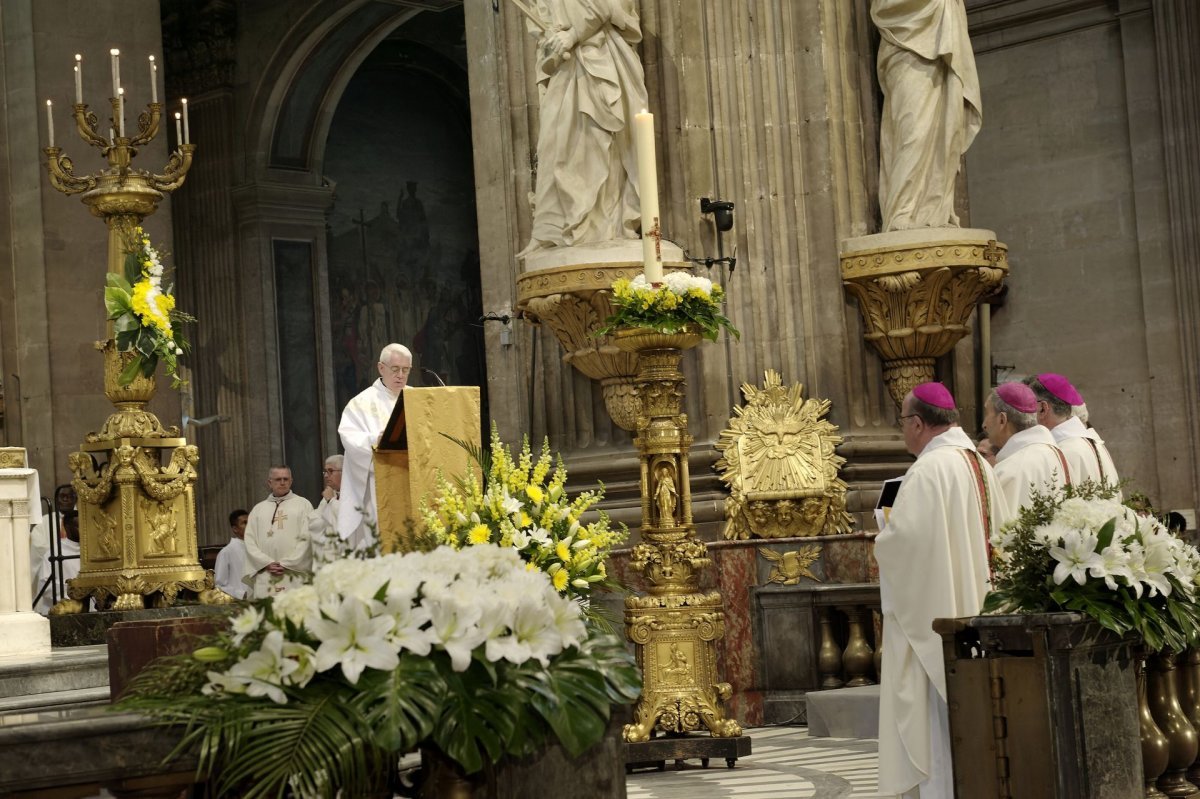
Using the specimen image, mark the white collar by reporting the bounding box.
[996,425,1056,463]
[1050,415,1100,444]
[918,426,975,458]
[374,378,400,401]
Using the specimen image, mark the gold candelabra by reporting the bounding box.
[613,327,743,744]
[42,54,223,611]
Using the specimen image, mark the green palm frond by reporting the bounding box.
[213,683,385,799]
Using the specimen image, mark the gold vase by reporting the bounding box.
[1149,651,1199,797]
[1142,652,1172,799]
[1182,648,1200,786]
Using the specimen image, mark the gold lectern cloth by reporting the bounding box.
[374,386,481,552]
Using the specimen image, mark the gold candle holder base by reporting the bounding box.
[612,328,742,745]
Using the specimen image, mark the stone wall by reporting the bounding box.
[965,0,1200,517]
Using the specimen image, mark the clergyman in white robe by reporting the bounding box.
[243,490,313,599]
[993,425,1070,524]
[875,426,1000,798]
[338,344,412,547]
[1051,415,1120,488]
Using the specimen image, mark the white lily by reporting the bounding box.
[1049,530,1103,586]
[227,630,299,704]
[306,597,398,684]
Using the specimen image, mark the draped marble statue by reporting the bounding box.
[518,0,647,254]
[871,0,982,231]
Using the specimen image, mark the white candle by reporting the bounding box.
[634,109,663,283]
[109,127,115,143]
[149,55,157,104]
[45,100,54,148]
[174,111,182,145]
[74,55,83,103]
[181,98,189,144]
[110,49,120,98]
[117,87,125,137]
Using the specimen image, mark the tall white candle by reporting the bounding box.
[45,100,54,148]
[181,98,189,144]
[634,109,663,283]
[74,54,83,103]
[110,49,120,98]
[149,55,158,104]
[117,87,125,137]
[174,111,182,145]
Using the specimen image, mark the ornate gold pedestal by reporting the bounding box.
[44,96,224,611]
[840,229,1009,407]
[515,243,689,431]
[612,328,742,744]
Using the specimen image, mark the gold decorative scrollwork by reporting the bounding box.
[761,545,823,585]
[716,371,853,539]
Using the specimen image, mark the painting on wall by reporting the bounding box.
[324,13,485,416]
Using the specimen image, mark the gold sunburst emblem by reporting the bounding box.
[716,370,852,539]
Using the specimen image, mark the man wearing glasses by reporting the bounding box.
[875,382,1004,799]
[309,455,345,567]
[337,343,412,550]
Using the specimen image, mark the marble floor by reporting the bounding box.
[626,726,882,799]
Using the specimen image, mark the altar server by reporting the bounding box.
[876,382,1002,798]
[337,343,411,549]
[214,509,248,600]
[983,382,1070,522]
[243,466,312,598]
[1024,373,1120,489]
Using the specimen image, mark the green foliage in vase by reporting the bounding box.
[597,272,739,342]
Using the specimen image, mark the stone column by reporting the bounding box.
[0,447,50,656]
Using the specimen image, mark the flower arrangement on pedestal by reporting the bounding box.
[421,427,627,603]
[598,272,740,341]
[119,546,640,798]
[984,481,1200,652]
[102,226,193,387]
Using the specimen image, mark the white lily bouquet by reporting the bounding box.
[984,481,1200,652]
[118,546,641,798]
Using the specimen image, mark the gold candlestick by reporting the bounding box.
[613,327,742,744]
[43,82,223,612]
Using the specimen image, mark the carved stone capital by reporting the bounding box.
[516,244,690,431]
[0,447,26,469]
[840,229,1009,407]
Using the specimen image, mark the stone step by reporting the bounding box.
[0,685,111,715]
[0,645,109,700]
[805,684,880,739]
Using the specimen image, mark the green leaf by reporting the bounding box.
[357,656,444,752]
[104,287,133,319]
[118,355,144,386]
[432,657,521,774]
[135,328,157,358]
[113,313,140,334]
[124,251,142,285]
[140,354,158,378]
[106,271,133,294]
[1095,518,1117,552]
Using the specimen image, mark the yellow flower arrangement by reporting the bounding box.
[103,227,194,387]
[599,271,739,341]
[421,426,627,602]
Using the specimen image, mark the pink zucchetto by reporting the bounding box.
[912,381,956,410]
[1037,373,1084,406]
[995,382,1037,413]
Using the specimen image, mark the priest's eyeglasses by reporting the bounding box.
[322,468,342,475]
[896,413,918,426]
[382,364,412,375]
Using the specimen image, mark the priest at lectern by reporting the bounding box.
[337,343,412,550]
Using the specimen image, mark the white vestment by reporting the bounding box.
[993,425,1070,524]
[34,538,80,615]
[243,492,313,599]
[338,379,399,544]
[214,537,247,600]
[308,496,343,569]
[1050,416,1120,489]
[875,426,1000,798]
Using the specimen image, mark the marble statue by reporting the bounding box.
[518,0,647,254]
[871,0,982,231]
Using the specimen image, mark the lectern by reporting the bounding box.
[374,386,481,552]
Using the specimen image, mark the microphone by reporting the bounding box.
[421,367,447,387]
